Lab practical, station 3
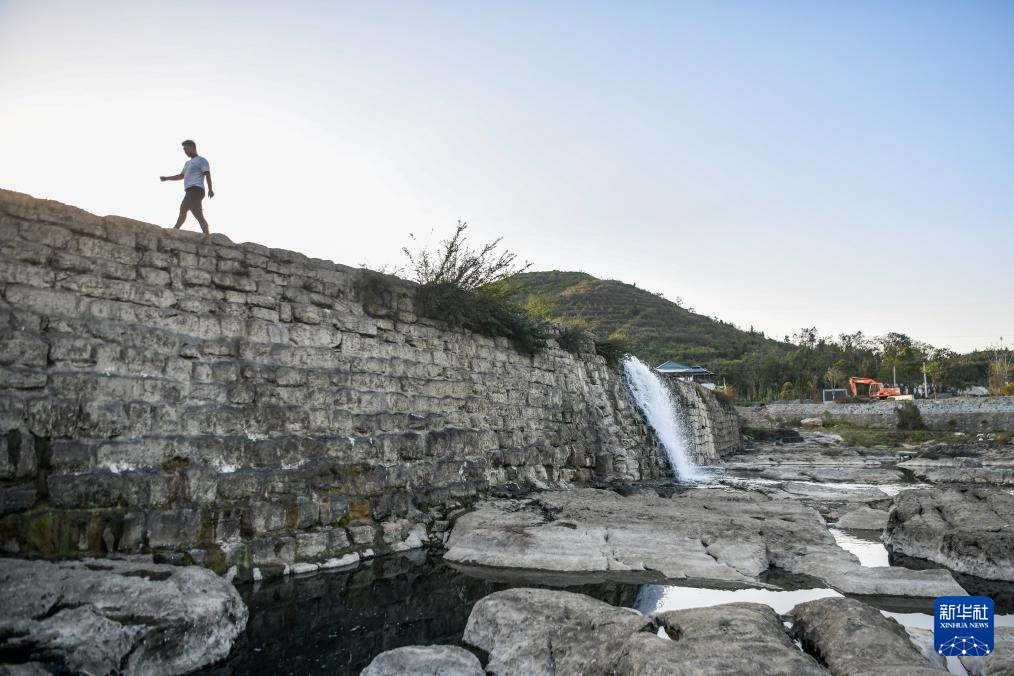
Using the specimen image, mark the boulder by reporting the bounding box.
[800,417,824,427]
[788,597,943,675]
[884,488,1014,581]
[462,588,824,675]
[640,603,825,675]
[0,557,247,675]
[361,645,484,676]
[463,588,649,675]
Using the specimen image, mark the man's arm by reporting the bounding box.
[159,173,184,182]
[204,171,214,198]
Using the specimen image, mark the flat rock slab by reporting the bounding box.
[760,467,906,485]
[885,488,1014,582]
[446,488,964,598]
[462,588,824,675]
[789,597,943,675]
[836,506,890,531]
[0,557,247,675]
[361,645,484,676]
[777,482,891,504]
[898,451,1014,486]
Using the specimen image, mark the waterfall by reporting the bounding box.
[622,355,708,482]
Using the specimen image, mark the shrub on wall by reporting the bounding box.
[593,338,630,367]
[415,281,551,355]
[895,402,926,430]
[556,321,594,355]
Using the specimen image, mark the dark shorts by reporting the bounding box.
[181,187,205,215]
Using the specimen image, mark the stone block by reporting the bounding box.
[296,496,319,529]
[181,267,212,286]
[327,527,351,551]
[348,524,375,545]
[251,536,295,565]
[48,335,95,363]
[0,333,48,367]
[18,222,72,248]
[139,266,171,286]
[246,500,287,535]
[212,272,256,293]
[146,509,200,548]
[0,484,37,513]
[295,531,328,559]
[120,511,147,551]
[4,285,83,318]
[0,257,56,287]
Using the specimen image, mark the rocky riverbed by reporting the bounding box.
[4,433,1013,674]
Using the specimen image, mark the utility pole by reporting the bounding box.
[923,361,929,399]
[893,365,897,388]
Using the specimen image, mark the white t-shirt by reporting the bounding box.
[182,156,210,190]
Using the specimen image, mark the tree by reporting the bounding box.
[922,361,942,395]
[988,340,1012,395]
[780,381,794,400]
[825,365,845,389]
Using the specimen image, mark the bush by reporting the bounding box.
[594,338,630,367]
[711,387,737,408]
[556,322,594,354]
[895,401,926,430]
[415,281,550,355]
[1004,383,1014,396]
[402,222,549,355]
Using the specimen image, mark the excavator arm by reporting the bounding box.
[848,377,878,397]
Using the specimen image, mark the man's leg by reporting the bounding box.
[173,204,188,229]
[173,194,189,229]
[191,197,210,235]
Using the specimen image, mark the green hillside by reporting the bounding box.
[511,270,789,367]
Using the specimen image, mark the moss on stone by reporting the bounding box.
[197,511,217,544]
[337,498,372,527]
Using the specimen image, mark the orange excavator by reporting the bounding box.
[848,377,902,400]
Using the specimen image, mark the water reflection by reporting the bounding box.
[193,552,641,676]
[828,526,890,567]
[636,582,842,616]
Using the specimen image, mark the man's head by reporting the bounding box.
[181,140,197,157]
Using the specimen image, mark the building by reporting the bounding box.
[655,360,715,384]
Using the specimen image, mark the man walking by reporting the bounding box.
[160,139,214,233]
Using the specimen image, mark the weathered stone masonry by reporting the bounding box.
[664,379,742,461]
[0,189,667,578]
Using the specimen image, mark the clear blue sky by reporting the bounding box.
[2,0,1011,352]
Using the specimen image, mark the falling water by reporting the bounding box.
[622,355,708,482]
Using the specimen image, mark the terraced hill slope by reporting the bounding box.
[512,271,789,366]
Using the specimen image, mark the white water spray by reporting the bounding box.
[622,356,708,482]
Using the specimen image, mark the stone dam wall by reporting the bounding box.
[0,189,671,578]
[665,379,742,460]
[738,398,1014,433]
